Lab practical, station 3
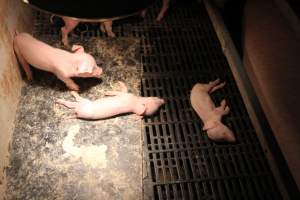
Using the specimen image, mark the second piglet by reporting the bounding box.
[13,32,102,91]
[56,81,165,120]
[190,79,235,142]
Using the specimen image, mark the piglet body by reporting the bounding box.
[190,79,235,142]
[56,82,165,119]
[13,32,102,91]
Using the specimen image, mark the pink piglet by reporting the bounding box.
[13,32,102,91]
[190,79,236,142]
[56,81,165,120]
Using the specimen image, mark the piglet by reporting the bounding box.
[56,81,165,120]
[59,16,115,46]
[190,79,236,142]
[141,0,170,22]
[13,32,102,91]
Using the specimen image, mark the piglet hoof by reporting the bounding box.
[107,32,116,38]
[62,38,69,47]
[24,69,33,81]
[27,74,33,81]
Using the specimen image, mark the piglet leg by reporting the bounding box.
[56,91,88,108]
[13,44,33,80]
[55,98,79,119]
[205,79,226,93]
[215,99,230,116]
[100,21,116,37]
[156,0,171,22]
[61,17,79,46]
[58,76,80,91]
[56,92,89,119]
[70,91,88,102]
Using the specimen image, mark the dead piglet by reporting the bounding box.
[141,0,171,22]
[13,32,102,91]
[60,17,115,46]
[190,79,235,142]
[56,81,165,120]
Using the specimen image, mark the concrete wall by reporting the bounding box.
[0,0,33,198]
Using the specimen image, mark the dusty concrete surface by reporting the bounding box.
[5,36,143,200]
[0,0,33,198]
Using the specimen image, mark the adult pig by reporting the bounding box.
[56,81,165,120]
[13,32,102,91]
[190,79,236,142]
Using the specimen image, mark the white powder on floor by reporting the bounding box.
[63,124,108,168]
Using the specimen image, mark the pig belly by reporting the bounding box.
[76,98,133,119]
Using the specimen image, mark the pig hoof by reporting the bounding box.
[27,74,33,81]
[108,32,116,38]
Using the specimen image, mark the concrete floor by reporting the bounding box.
[5,36,143,200]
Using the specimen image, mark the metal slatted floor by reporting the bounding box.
[33,0,282,199]
[139,1,281,199]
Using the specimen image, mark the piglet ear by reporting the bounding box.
[77,62,92,74]
[71,45,85,53]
